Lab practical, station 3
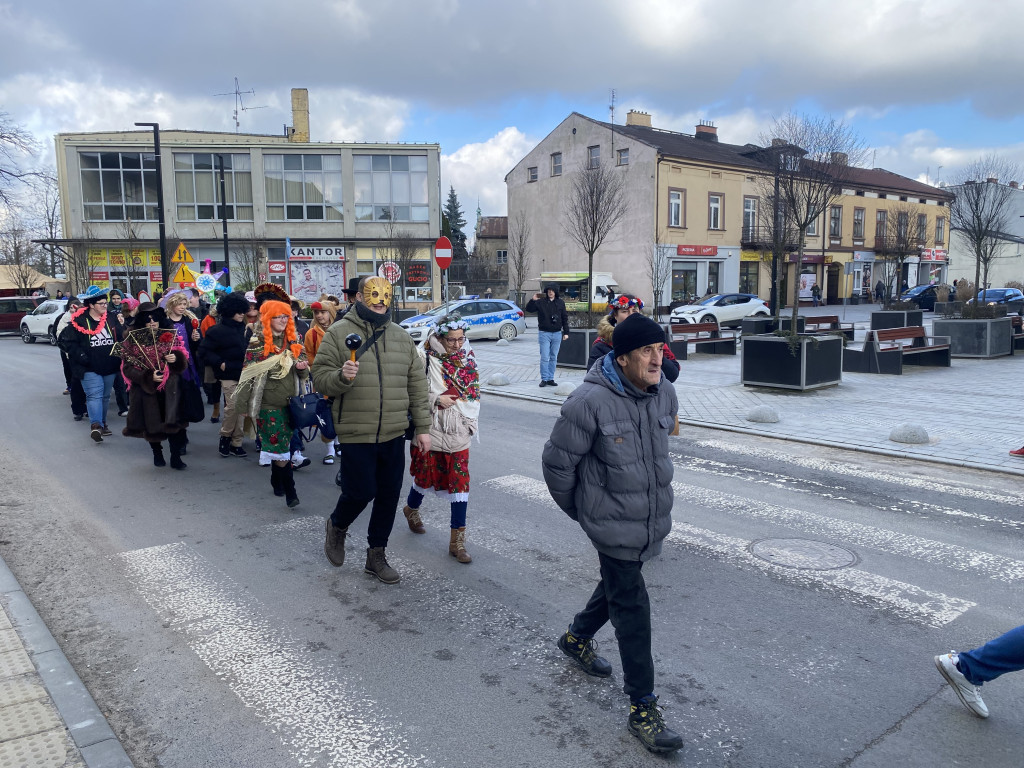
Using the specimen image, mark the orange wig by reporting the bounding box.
[258,300,304,359]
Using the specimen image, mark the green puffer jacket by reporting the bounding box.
[311,310,430,444]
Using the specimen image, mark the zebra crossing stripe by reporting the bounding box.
[118,543,429,768]
[483,474,975,627]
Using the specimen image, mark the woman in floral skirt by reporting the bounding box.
[401,314,480,563]
[234,300,309,509]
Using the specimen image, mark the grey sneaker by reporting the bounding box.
[935,652,989,718]
[364,547,400,584]
[324,519,347,567]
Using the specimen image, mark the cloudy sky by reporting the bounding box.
[3,0,1024,232]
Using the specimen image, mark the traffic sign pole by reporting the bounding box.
[434,236,453,316]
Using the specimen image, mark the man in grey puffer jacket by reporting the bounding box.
[542,313,683,754]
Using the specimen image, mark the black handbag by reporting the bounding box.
[288,380,321,440]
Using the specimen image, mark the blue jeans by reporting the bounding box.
[538,330,563,381]
[81,372,116,426]
[957,624,1024,686]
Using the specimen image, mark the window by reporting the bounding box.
[616,148,629,166]
[708,194,722,230]
[527,166,538,183]
[550,153,562,176]
[936,216,946,244]
[495,249,507,265]
[668,189,685,228]
[265,154,342,221]
[806,212,818,237]
[853,207,865,239]
[742,197,757,241]
[876,210,887,240]
[353,154,428,222]
[587,145,600,169]
[897,212,909,240]
[174,153,253,221]
[739,261,759,295]
[829,206,842,238]
[917,213,928,243]
[80,152,159,221]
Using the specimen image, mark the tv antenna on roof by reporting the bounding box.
[214,77,268,132]
[609,88,617,124]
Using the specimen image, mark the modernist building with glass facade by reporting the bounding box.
[52,96,442,305]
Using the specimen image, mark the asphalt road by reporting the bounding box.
[1,337,1022,767]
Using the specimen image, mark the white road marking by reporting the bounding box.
[118,543,429,768]
[693,438,1024,506]
[670,478,1024,583]
[484,474,976,627]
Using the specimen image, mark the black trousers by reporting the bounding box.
[571,552,654,701]
[113,371,129,412]
[330,437,406,549]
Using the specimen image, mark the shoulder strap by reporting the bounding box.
[354,326,386,361]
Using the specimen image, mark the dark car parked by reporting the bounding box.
[900,284,939,311]
[967,288,1024,306]
[0,296,45,333]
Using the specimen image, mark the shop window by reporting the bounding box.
[739,261,759,295]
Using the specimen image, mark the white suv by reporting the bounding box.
[20,299,68,345]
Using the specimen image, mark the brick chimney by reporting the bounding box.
[830,152,849,165]
[626,110,651,127]
[695,120,718,142]
[1011,181,1019,189]
[289,88,310,143]
[987,177,998,183]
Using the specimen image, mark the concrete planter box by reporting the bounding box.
[846,295,861,305]
[934,301,964,317]
[871,310,924,330]
[932,317,1013,358]
[741,333,843,391]
[556,328,599,368]
[740,316,806,335]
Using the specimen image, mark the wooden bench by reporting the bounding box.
[842,326,951,374]
[803,314,855,341]
[668,322,738,360]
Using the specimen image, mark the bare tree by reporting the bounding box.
[28,172,63,277]
[507,209,533,304]
[874,202,925,306]
[0,112,37,210]
[1,223,41,294]
[948,156,1022,302]
[750,169,800,319]
[760,113,867,328]
[645,229,672,321]
[119,219,149,296]
[393,230,419,308]
[231,226,266,292]
[562,162,629,312]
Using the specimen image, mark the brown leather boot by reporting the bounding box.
[403,505,426,534]
[449,527,471,563]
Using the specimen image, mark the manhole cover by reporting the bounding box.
[749,538,857,570]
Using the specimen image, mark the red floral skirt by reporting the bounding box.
[409,446,470,494]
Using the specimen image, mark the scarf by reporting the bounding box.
[426,335,480,402]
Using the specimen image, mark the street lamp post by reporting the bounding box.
[134,122,169,288]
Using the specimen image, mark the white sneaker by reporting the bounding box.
[934,652,989,718]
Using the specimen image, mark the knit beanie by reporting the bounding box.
[612,314,665,358]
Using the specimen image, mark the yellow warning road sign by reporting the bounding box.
[171,264,198,285]
[171,242,194,263]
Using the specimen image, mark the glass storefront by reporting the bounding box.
[671,262,697,304]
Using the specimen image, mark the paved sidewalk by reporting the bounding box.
[475,308,1024,477]
[0,557,133,768]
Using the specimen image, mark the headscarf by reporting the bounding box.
[258,300,304,360]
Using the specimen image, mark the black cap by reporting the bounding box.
[612,314,666,358]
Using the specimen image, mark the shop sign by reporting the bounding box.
[852,251,875,262]
[405,262,430,285]
[91,270,110,280]
[149,271,162,281]
[920,249,947,261]
[787,253,825,263]
[288,245,346,260]
[378,261,401,283]
[268,262,287,274]
[677,244,718,256]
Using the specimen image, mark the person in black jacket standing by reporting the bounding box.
[525,284,569,387]
[199,292,251,458]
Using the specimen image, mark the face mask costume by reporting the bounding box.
[362,277,393,307]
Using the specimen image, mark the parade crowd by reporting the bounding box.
[49,277,1024,755]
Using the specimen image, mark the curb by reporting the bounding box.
[0,555,135,768]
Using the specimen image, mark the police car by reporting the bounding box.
[400,297,526,343]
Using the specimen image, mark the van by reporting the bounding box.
[535,272,619,312]
[0,296,44,333]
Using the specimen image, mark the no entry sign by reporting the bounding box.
[434,236,453,270]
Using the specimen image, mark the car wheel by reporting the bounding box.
[20,325,35,344]
[48,326,59,346]
[700,314,717,326]
[752,310,769,317]
[498,323,518,341]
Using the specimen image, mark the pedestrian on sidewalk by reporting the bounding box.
[542,313,683,754]
[811,283,822,307]
[234,300,309,509]
[935,624,1024,718]
[313,277,431,584]
[587,295,679,383]
[58,286,124,443]
[120,303,190,469]
[526,284,569,388]
[401,314,480,563]
[199,292,250,459]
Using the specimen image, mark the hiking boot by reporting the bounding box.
[282,464,300,509]
[90,423,103,442]
[364,547,400,584]
[448,527,471,563]
[101,424,113,437]
[219,436,231,457]
[403,505,426,534]
[228,445,247,458]
[324,518,347,567]
[935,652,989,718]
[558,628,612,677]
[628,695,684,754]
